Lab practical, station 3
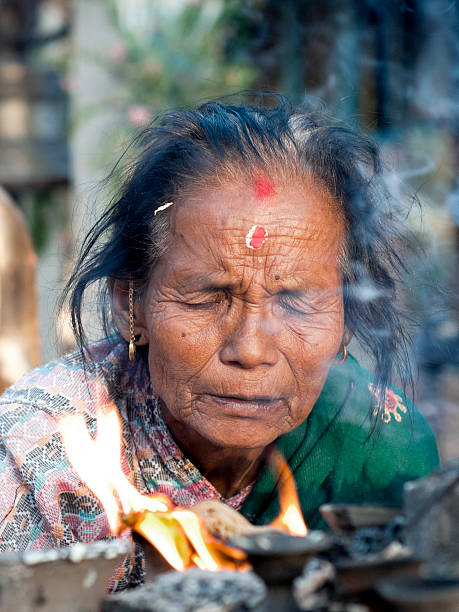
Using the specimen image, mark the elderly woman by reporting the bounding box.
[0,99,438,590]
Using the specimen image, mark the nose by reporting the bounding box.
[219,305,279,370]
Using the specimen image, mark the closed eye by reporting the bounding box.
[182,290,229,310]
[278,291,320,316]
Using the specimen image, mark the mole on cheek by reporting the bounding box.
[275,274,280,280]
[254,176,275,200]
[181,332,186,338]
[245,225,268,250]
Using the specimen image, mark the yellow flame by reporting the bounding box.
[134,511,191,571]
[268,449,308,536]
[276,504,308,537]
[58,404,247,571]
[58,410,169,533]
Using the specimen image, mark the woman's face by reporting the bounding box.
[138,175,345,450]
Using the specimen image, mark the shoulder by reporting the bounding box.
[356,382,439,497]
[314,353,438,454]
[324,354,437,473]
[0,338,126,418]
[0,341,125,530]
[280,354,439,512]
[0,339,141,550]
[0,339,134,453]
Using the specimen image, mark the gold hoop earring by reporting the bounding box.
[336,344,348,364]
[128,281,136,361]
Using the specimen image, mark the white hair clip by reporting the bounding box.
[154,201,174,215]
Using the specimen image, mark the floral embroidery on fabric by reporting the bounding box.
[369,383,407,423]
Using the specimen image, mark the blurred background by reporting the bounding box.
[0,0,457,460]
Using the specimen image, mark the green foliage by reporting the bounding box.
[68,0,257,191]
[104,0,255,129]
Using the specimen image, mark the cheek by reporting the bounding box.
[146,307,221,385]
[287,311,344,361]
[283,312,344,405]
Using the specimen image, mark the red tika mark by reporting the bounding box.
[246,225,268,250]
[254,176,275,200]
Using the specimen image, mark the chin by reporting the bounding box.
[194,420,283,450]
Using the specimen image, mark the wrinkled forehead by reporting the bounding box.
[174,172,343,242]
[162,173,345,281]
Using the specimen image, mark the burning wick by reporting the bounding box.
[245,225,268,250]
[154,201,174,215]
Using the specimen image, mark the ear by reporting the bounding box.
[110,279,149,345]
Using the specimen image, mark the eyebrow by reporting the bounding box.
[177,275,238,293]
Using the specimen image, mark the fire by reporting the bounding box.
[268,449,308,537]
[58,398,308,573]
[58,405,246,571]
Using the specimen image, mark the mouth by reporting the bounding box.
[205,393,285,416]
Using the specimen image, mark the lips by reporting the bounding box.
[210,394,280,403]
[204,393,285,416]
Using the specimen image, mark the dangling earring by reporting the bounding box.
[336,343,348,364]
[128,280,136,361]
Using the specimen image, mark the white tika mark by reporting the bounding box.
[245,225,268,250]
[154,201,174,215]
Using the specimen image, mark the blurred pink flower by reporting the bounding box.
[108,39,129,63]
[127,105,152,128]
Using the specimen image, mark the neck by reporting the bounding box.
[160,402,266,499]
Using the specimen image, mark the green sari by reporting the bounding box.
[241,354,439,529]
